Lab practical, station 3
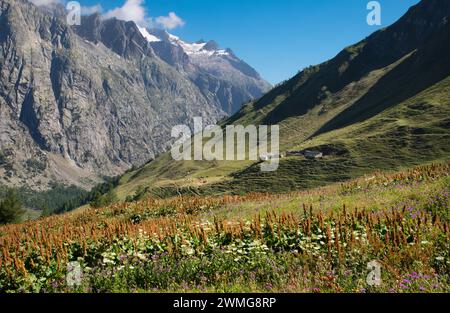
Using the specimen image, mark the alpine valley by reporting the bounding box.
[0,0,270,200]
[112,0,450,199]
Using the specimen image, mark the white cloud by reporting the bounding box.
[102,0,185,29]
[29,0,60,6]
[156,12,185,30]
[30,0,186,30]
[81,4,103,15]
[103,0,149,26]
[29,0,102,15]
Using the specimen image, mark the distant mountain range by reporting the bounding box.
[112,0,450,198]
[0,0,270,191]
[142,27,271,114]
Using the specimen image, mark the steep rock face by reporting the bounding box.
[75,16,272,115]
[75,14,153,60]
[0,0,226,190]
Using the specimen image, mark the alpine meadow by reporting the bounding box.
[0,0,449,298]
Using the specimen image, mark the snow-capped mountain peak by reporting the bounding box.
[167,34,230,57]
[134,25,271,115]
[137,26,161,43]
[139,27,230,57]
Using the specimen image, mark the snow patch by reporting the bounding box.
[138,27,161,43]
[167,34,230,57]
[215,50,229,56]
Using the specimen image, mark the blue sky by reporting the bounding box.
[78,0,420,85]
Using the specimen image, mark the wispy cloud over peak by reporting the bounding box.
[156,12,185,30]
[81,4,103,16]
[102,0,185,29]
[103,0,149,26]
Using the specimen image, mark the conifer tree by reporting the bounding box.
[0,189,24,224]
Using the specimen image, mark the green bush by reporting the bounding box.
[25,158,46,172]
[90,189,118,208]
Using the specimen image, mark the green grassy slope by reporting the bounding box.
[112,0,450,199]
[199,75,450,196]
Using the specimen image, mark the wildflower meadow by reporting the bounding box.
[0,163,448,293]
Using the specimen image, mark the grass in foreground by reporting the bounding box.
[0,163,448,293]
